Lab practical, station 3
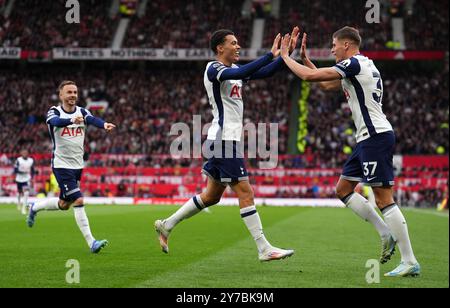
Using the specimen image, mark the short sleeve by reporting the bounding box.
[46,107,60,124]
[333,57,361,78]
[81,108,93,118]
[207,62,228,82]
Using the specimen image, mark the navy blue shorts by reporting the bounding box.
[53,168,83,201]
[202,140,249,185]
[342,131,395,187]
[16,181,29,193]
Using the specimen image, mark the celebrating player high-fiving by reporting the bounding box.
[280,26,420,277]
[154,27,300,262]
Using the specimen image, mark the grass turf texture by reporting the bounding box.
[0,204,448,288]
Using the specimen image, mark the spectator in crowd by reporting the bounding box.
[1,0,447,50]
[1,0,116,49]
[124,0,252,49]
[0,65,448,161]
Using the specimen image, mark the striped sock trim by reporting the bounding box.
[381,203,397,215]
[240,206,257,218]
[340,192,355,204]
[241,210,257,218]
[193,196,204,210]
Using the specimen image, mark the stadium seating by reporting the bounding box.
[0,66,448,157]
[0,0,116,49]
[0,153,447,206]
[0,66,294,155]
[307,69,450,160]
[1,0,447,50]
[0,1,448,206]
[404,0,449,50]
[124,0,252,48]
[263,0,392,50]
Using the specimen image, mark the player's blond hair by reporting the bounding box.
[58,80,77,92]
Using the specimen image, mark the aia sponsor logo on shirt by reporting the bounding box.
[61,126,84,137]
[230,84,242,99]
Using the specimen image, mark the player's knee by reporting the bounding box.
[73,197,84,207]
[375,197,383,208]
[58,200,71,211]
[238,190,254,205]
[375,196,394,209]
[372,188,394,208]
[201,195,221,207]
[335,186,351,200]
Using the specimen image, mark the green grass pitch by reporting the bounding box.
[0,204,448,288]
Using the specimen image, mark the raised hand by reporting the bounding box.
[280,34,291,58]
[300,33,308,61]
[271,33,282,57]
[104,123,116,132]
[289,26,300,54]
[72,116,84,125]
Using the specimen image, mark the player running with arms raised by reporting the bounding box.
[27,81,116,254]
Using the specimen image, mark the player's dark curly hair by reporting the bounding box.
[210,29,235,54]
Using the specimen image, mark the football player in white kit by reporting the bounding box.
[280,26,420,277]
[27,81,116,253]
[155,28,300,262]
[14,149,35,214]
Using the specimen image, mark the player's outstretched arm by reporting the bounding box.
[81,109,116,132]
[212,34,281,82]
[86,116,116,132]
[280,34,341,82]
[46,110,81,127]
[247,56,283,80]
[299,33,341,91]
[103,122,116,132]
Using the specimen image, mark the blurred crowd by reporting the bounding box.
[1,0,447,206]
[403,0,449,50]
[263,0,392,50]
[264,0,449,50]
[0,0,116,49]
[399,188,447,208]
[0,0,447,50]
[306,69,449,167]
[124,0,252,48]
[0,64,292,158]
[0,64,448,166]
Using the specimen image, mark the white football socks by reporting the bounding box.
[17,194,22,210]
[74,206,95,248]
[381,204,418,265]
[164,195,205,231]
[22,191,29,213]
[240,206,272,254]
[344,192,391,238]
[32,198,60,212]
